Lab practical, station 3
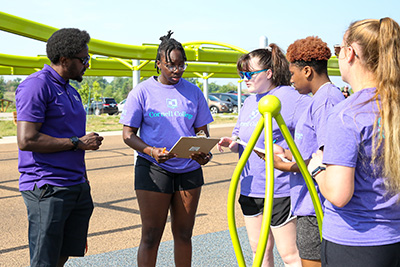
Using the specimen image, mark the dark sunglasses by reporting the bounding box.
[334,45,342,57]
[239,69,269,80]
[72,55,90,65]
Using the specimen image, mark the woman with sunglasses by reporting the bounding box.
[307,18,400,266]
[218,44,310,267]
[272,36,344,267]
[120,31,213,267]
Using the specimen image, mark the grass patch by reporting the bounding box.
[0,113,237,138]
[0,120,17,138]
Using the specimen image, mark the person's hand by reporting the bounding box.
[307,149,324,174]
[78,132,104,150]
[273,144,285,157]
[152,147,176,163]
[190,152,212,165]
[254,150,265,160]
[217,137,232,152]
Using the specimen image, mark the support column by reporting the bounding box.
[132,59,140,88]
[203,72,209,102]
[132,59,140,164]
[259,36,268,48]
[237,80,242,114]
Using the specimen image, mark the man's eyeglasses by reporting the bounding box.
[163,62,188,72]
[72,55,90,65]
[239,69,269,80]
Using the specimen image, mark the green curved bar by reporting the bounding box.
[274,113,324,236]
[227,95,324,266]
[252,112,275,266]
[227,117,265,267]
[0,11,340,77]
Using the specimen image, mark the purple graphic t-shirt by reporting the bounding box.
[119,76,213,173]
[16,65,87,191]
[291,83,344,216]
[233,86,311,198]
[322,87,400,246]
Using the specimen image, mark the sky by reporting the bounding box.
[1,0,399,88]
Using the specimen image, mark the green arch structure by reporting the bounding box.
[0,11,341,78]
[227,95,324,267]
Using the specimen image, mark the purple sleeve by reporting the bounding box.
[322,110,358,167]
[292,94,311,129]
[15,78,48,123]
[119,86,143,128]
[312,102,334,149]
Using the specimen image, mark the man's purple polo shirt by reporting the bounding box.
[15,65,87,191]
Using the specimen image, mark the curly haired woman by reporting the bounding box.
[273,36,345,267]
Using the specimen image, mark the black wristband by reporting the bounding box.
[70,136,79,151]
[311,166,326,178]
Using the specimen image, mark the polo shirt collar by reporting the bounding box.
[43,64,69,86]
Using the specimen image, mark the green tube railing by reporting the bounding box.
[227,95,324,267]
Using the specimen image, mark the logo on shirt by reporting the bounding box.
[73,94,80,102]
[249,109,259,120]
[57,91,64,96]
[295,132,303,140]
[166,98,178,109]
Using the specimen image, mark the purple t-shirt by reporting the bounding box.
[119,76,213,173]
[233,86,311,198]
[322,87,400,246]
[15,65,87,191]
[291,83,345,216]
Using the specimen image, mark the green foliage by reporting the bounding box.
[78,83,90,105]
[220,82,237,93]
[0,76,4,99]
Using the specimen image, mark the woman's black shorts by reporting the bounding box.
[238,194,295,227]
[135,156,204,193]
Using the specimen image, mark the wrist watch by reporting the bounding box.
[311,166,326,178]
[70,136,80,151]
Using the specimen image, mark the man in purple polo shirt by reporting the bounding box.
[15,28,103,267]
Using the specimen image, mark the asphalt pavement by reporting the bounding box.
[0,124,284,266]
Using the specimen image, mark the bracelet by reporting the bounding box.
[150,146,155,158]
[311,166,326,178]
[207,152,213,161]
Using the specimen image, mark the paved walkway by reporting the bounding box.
[1,124,285,267]
[66,227,284,267]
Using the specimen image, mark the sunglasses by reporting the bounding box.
[72,55,90,65]
[239,69,269,80]
[333,44,359,58]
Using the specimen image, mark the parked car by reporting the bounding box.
[118,99,126,114]
[87,97,119,115]
[208,95,233,114]
[210,93,246,113]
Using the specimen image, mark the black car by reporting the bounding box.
[210,93,246,113]
[87,97,119,115]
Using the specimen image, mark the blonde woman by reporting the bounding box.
[308,18,400,266]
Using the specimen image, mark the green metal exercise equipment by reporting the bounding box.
[227,95,324,267]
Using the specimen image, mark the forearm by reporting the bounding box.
[18,131,75,153]
[122,127,153,157]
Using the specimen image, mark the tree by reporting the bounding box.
[78,82,90,105]
[0,77,5,99]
